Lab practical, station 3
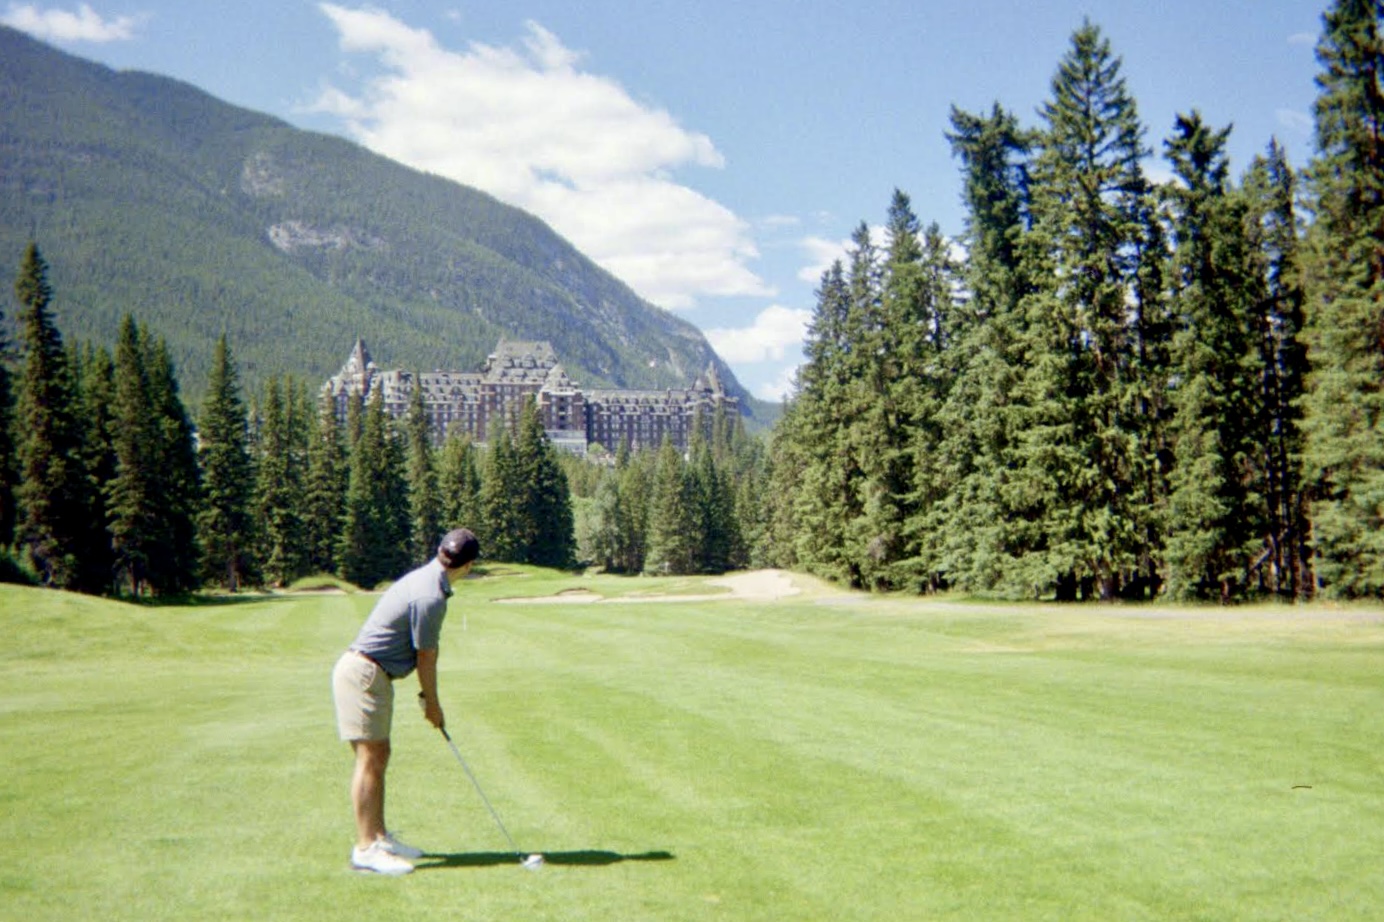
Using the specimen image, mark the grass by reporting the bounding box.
[2,569,1382,921]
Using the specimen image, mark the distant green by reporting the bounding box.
[3,570,1381,921]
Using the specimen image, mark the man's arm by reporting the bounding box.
[416,647,445,730]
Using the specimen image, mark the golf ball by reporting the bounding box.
[523,854,544,870]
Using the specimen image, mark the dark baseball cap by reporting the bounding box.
[438,528,480,568]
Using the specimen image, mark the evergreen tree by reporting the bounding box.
[338,388,409,586]
[584,467,624,571]
[478,424,522,562]
[255,377,305,587]
[107,315,157,595]
[760,396,808,571]
[894,217,959,590]
[303,391,348,576]
[437,429,483,532]
[927,103,1034,593]
[717,409,762,570]
[515,397,575,568]
[1242,139,1311,598]
[610,444,653,573]
[13,244,88,588]
[840,192,925,589]
[197,335,256,590]
[791,260,865,585]
[405,379,441,562]
[836,222,893,588]
[1300,0,1384,597]
[1161,112,1265,601]
[1125,159,1176,601]
[140,334,201,594]
[70,343,117,593]
[1014,21,1151,600]
[690,433,738,573]
[644,435,697,575]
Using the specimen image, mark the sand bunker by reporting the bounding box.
[496,569,802,605]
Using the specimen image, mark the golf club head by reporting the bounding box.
[522,853,544,870]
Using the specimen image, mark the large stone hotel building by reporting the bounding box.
[323,339,738,457]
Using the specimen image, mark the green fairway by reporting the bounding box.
[2,571,1382,921]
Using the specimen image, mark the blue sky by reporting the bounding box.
[3,1,1326,401]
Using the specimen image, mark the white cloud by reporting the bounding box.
[796,224,890,285]
[309,5,772,310]
[797,234,852,284]
[1,2,139,42]
[705,304,811,365]
[1288,32,1316,46]
[755,363,803,403]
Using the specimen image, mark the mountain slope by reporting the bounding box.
[0,26,770,419]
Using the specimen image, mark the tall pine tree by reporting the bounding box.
[338,388,410,586]
[141,333,201,594]
[70,343,117,592]
[927,104,1035,593]
[198,335,255,590]
[515,397,575,568]
[1300,0,1384,597]
[14,244,88,589]
[107,316,158,595]
[790,260,864,585]
[1161,112,1265,601]
[644,435,697,575]
[303,391,348,576]
[1015,21,1152,600]
[405,378,441,562]
[1242,139,1311,598]
[254,377,305,587]
[611,444,654,573]
[478,423,522,562]
[437,429,482,533]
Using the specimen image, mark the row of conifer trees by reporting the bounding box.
[6,5,1380,603]
[0,242,583,595]
[0,242,771,595]
[758,6,1384,601]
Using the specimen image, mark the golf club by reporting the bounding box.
[438,727,544,870]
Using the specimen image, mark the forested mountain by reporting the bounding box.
[0,25,766,417]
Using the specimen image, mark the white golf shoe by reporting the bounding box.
[380,831,425,860]
[351,839,415,876]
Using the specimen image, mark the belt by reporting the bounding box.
[352,649,395,680]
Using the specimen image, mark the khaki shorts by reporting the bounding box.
[332,651,394,741]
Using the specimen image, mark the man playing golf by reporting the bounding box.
[331,528,480,875]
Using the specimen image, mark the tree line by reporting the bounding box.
[758,5,1384,602]
[572,405,766,577]
[6,4,1378,604]
[0,242,770,595]
[0,243,573,594]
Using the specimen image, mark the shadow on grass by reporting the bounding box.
[416,849,675,871]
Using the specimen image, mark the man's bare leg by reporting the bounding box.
[351,739,391,849]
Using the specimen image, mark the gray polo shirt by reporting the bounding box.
[350,558,453,678]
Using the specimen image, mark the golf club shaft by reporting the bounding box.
[439,727,525,859]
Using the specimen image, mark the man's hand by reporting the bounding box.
[419,693,446,730]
